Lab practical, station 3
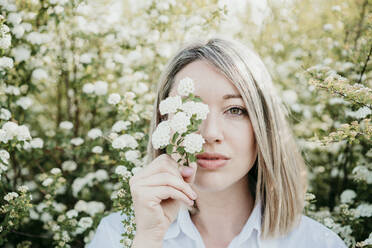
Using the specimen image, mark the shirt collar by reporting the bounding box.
[164,199,262,245]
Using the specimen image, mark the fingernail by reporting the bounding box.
[183,167,193,175]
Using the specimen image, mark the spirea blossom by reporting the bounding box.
[112,134,138,149]
[0,34,11,50]
[183,133,205,153]
[87,128,102,139]
[125,150,140,163]
[31,68,48,81]
[59,121,73,130]
[177,77,195,96]
[112,120,130,132]
[340,189,356,204]
[30,138,44,148]
[0,150,10,164]
[169,112,190,134]
[94,81,108,95]
[108,93,121,105]
[82,83,95,94]
[12,46,31,63]
[92,146,103,154]
[180,101,209,120]
[62,160,77,171]
[159,95,182,115]
[0,108,11,120]
[151,121,171,149]
[0,56,14,69]
[354,203,372,218]
[71,137,84,146]
[42,178,53,187]
[4,192,19,202]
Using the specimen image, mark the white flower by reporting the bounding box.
[0,56,14,69]
[59,121,73,130]
[16,125,31,141]
[0,108,11,120]
[340,189,356,204]
[1,121,18,141]
[42,178,54,187]
[183,133,205,153]
[112,134,138,149]
[7,13,22,25]
[51,168,62,175]
[62,160,77,171]
[95,169,108,181]
[169,112,190,134]
[82,83,95,94]
[30,138,44,149]
[151,121,171,149]
[108,93,121,105]
[12,25,24,38]
[94,81,108,95]
[80,53,94,64]
[74,200,87,212]
[0,34,11,49]
[26,32,51,45]
[66,209,78,219]
[177,77,195,96]
[87,128,102,139]
[4,85,20,95]
[0,150,10,164]
[92,146,103,154]
[17,185,29,193]
[354,203,372,218]
[112,120,130,132]
[16,97,33,110]
[159,95,182,115]
[78,217,93,229]
[4,192,19,202]
[125,150,140,163]
[132,82,148,95]
[323,24,333,31]
[12,46,31,63]
[115,165,131,179]
[31,68,48,81]
[71,137,84,146]
[84,201,105,216]
[180,101,209,120]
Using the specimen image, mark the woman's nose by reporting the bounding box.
[197,112,223,144]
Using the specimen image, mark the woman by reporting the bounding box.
[88,38,347,248]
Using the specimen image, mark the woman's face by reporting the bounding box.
[168,60,257,193]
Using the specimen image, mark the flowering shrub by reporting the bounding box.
[0,0,370,247]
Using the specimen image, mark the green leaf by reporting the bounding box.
[172,132,179,143]
[166,145,174,155]
[189,154,196,163]
[177,138,184,145]
[177,146,185,155]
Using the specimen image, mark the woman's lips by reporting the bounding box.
[197,158,229,170]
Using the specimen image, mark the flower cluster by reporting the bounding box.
[152,77,209,166]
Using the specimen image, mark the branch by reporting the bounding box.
[358,45,372,84]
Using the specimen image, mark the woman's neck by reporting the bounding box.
[190,176,255,242]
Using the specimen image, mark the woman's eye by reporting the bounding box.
[227,107,247,116]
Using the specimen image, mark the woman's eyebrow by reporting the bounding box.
[195,94,242,100]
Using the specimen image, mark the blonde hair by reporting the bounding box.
[146,38,308,239]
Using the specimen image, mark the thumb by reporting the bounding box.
[180,161,197,184]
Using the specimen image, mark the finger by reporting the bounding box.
[182,162,197,184]
[145,185,195,207]
[136,154,181,180]
[138,172,197,201]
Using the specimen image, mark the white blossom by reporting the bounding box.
[4,192,19,202]
[0,108,11,120]
[16,97,33,110]
[87,128,102,139]
[78,217,93,229]
[95,169,108,181]
[12,46,31,63]
[0,34,11,49]
[183,133,205,153]
[59,121,73,130]
[169,112,190,134]
[112,134,138,149]
[82,83,95,94]
[180,101,209,120]
[17,125,31,141]
[151,120,171,149]
[159,95,182,115]
[0,150,10,164]
[125,150,140,163]
[66,209,78,219]
[340,189,356,204]
[42,178,53,187]
[51,168,61,175]
[32,68,48,81]
[177,77,195,96]
[62,160,77,171]
[71,137,84,146]
[354,203,372,218]
[112,120,130,132]
[12,25,24,38]
[94,81,108,95]
[30,138,44,149]
[0,56,14,69]
[4,85,20,95]
[108,93,121,105]
[92,146,103,154]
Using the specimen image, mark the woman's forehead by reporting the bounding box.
[170,60,241,98]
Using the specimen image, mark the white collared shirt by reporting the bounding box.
[88,200,347,248]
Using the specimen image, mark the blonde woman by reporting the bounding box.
[89,38,347,248]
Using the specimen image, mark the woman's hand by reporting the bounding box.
[129,154,198,243]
